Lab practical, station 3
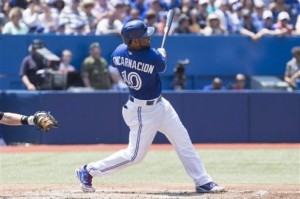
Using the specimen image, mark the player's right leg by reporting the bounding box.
[76,165,95,192]
[158,98,225,193]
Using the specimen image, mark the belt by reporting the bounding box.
[129,96,162,106]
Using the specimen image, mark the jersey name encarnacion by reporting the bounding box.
[113,56,154,74]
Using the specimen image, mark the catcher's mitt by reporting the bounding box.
[33,111,59,132]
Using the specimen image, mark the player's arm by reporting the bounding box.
[153,48,167,73]
[0,112,34,126]
[157,48,166,59]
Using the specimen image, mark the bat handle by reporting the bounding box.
[161,37,166,48]
[161,28,168,48]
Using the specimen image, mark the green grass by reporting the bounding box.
[0,149,299,185]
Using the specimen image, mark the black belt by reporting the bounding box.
[129,96,162,105]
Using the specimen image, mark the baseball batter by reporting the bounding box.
[76,20,224,194]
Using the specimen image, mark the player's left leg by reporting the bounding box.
[158,97,224,193]
[76,101,164,192]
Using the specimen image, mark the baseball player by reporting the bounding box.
[0,111,58,131]
[76,20,225,194]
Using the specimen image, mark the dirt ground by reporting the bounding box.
[0,184,299,199]
[1,143,299,199]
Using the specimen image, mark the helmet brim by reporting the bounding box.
[143,27,155,38]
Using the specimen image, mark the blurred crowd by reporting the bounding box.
[0,0,299,38]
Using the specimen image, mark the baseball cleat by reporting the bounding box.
[196,182,225,193]
[75,165,95,193]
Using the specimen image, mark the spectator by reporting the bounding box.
[156,11,169,35]
[252,0,265,31]
[207,0,218,14]
[22,0,41,33]
[2,7,29,34]
[254,10,279,39]
[243,0,255,12]
[296,13,300,35]
[81,42,111,90]
[163,0,181,10]
[95,10,123,35]
[238,9,258,40]
[274,11,293,35]
[196,0,210,29]
[231,2,244,33]
[19,39,47,90]
[59,49,81,88]
[70,20,88,35]
[229,73,246,90]
[259,9,276,31]
[180,0,193,15]
[80,0,97,32]
[173,14,191,34]
[143,9,158,32]
[55,20,67,35]
[8,0,28,9]
[123,8,141,24]
[188,9,202,34]
[0,11,7,33]
[110,0,127,22]
[59,0,90,35]
[2,0,12,18]
[201,12,227,35]
[52,0,65,13]
[143,0,164,20]
[108,65,128,91]
[284,46,300,90]
[268,0,289,21]
[215,0,234,33]
[59,49,76,73]
[92,0,110,24]
[130,0,146,17]
[38,1,59,34]
[203,77,226,90]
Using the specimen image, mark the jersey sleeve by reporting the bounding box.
[153,49,166,73]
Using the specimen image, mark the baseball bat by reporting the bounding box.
[161,9,175,48]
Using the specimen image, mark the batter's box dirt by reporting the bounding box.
[0,184,299,199]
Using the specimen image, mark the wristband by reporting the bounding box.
[21,116,34,125]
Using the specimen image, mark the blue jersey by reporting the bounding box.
[111,44,166,100]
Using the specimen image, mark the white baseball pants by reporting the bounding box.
[87,96,212,186]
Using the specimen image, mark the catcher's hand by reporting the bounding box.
[33,111,59,132]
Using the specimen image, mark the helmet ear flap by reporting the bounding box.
[122,37,132,45]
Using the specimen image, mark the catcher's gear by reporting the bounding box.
[33,111,58,132]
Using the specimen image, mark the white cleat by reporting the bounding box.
[196,182,225,193]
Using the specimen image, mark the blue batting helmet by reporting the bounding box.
[121,20,155,45]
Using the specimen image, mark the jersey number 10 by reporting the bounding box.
[121,71,142,90]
